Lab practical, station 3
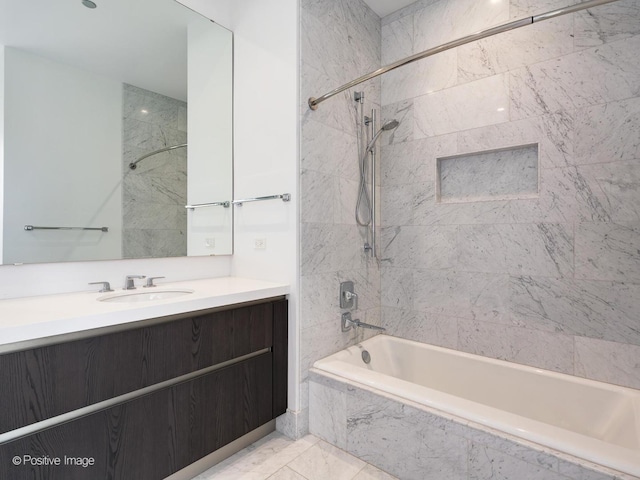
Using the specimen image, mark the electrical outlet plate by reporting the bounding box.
[254,238,267,250]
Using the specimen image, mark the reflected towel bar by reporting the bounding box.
[185,201,231,209]
[232,194,291,206]
[24,225,109,232]
[307,0,620,110]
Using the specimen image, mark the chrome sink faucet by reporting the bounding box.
[124,275,146,290]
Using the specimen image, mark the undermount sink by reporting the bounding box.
[98,289,194,303]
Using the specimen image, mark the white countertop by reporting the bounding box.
[0,277,289,347]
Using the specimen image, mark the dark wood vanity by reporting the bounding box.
[0,297,288,479]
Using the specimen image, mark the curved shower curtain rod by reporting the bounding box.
[129,143,187,170]
[308,0,620,110]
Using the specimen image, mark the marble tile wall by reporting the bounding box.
[379,0,640,389]
[309,372,637,480]
[299,0,383,436]
[122,84,188,258]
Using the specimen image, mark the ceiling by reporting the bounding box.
[363,0,417,18]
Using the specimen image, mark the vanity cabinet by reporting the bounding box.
[0,297,288,479]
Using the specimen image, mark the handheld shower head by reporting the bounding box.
[381,119,400,131]
[366,119,400,152]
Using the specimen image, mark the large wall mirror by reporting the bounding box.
[0,0,233,265]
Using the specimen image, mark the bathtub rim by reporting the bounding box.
[311,335,640,478]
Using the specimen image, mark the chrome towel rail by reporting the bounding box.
[232,193,291,206]
[307,0,620,110]
[185,201,231,209]
[25,225,109,232]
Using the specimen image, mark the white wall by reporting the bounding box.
[3,48,122,264]
[0,46,5,262]
[187,19,233,256]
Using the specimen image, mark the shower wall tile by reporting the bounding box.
[380,307,459,349]
[456,223,574,278]
[574,96,640,165]
[415,199,515,227]
[381,51,458,106]
[413,0,509,53]
[574,222,640,283]
[574,337,640,390]
[301,119,359,180]
[380,225,458,269]
[382,0,440,26]
[380,267,414,309]
[457,17,573,84]
[300,223,336,275]
[509,35,640,120]
[335,177,360,225]
[381,100,415,144]
[300,272,341,329]
[301,169,336,224]
[412,270,511,324]
[381,182,417,227]
[573,0,640,50]
[576,161,640,223]
[458,111,574,169]
[414,74,510,137]
[300,61,359,137]
[381,14,413,65]
[300,320,358,382]
[299,0,382,429]
[509,276,640,346]
[509,0,577,18]
[458,319,574,374]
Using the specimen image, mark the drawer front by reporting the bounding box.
[0,301,275,434]
[0,353,273,480]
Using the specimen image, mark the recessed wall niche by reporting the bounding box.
[436,144,539,203]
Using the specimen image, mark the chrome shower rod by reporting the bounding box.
[129,143,187,170]
[308,0,620,110]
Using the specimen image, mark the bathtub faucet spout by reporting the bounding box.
[342,312,386,333]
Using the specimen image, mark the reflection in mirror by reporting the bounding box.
[0,0,233,265]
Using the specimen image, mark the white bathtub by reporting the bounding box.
[313,335,640,478]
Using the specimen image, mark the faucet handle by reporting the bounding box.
[124,275,146,290]
[344,291,358,310]
[89,281,113,293]
[144,276,165,288]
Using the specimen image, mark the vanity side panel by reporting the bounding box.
[272,299,288,417]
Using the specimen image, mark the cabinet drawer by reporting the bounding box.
[0,300,276,433]
[0,353,273,480]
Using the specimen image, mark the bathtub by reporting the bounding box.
[312,335,640,478]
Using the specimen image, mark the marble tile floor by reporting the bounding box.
[190,432,398,480]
